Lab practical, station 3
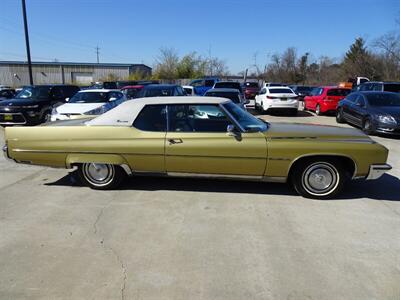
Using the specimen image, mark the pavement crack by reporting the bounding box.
[110,247,127,300]
[92,198,127,300]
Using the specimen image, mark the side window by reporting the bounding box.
[355,95,366,107]
[174,86,185,96]
[51,87,64,100]
[373,83,382,91]
[133,105,167,132]
[346,93,357,103]
[205,80,215,87]
[260,88,266,95]
[168,104,232,132]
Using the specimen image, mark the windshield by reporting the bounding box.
[15,86,51,100]
[223,102,268,132]
[269,88,293,94]
[367,93,400,106]
[142,87,174,97]
[296,86,312,93]
[69,92,110,103]
[206,91,240,103]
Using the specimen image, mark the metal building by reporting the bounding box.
[0,61,152,87]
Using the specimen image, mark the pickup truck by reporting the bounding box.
[189,77,219,96]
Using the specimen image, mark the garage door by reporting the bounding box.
[72,72,93,84]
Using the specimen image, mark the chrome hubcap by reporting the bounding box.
[302,163,339,196]
[83,163,114,186]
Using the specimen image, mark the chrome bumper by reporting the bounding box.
[366,164,392,180]
[2,144,13,161]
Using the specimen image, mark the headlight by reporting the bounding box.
[84,105,108,116]
[22,104,39,109]
[51,107,58,115]
[377,115,397,125]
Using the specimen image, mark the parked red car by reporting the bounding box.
[242,82,260,99]
[120,85,144,99]
[304,86,351,115]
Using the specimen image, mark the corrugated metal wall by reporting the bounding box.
[0,63,150,87]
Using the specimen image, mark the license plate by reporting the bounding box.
[4,114,13,121]
[280,98,287,101]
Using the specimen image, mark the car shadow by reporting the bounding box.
[46,172,400,201]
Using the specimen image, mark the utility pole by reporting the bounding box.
[21,0,33,85]
[95,46,100,63]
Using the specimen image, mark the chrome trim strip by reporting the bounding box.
[2,144,13,161]
[262,176,286,183]
[167,172,263,180]
[366,164,392,180]
[120,164,132,176]
[13,149,266,160]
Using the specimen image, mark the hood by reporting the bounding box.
[371,106,400,119]
[55,103,104,114]
[265,122,371,141]
[0,98,41,107]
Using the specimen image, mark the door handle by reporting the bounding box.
[168,138,183,145]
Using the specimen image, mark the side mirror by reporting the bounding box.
[227,124,240,136]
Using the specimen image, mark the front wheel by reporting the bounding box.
[336,108,345,123]
[315,104,322,116]
[362,118,374,135]
[291,159,347,199]
[78,163,126,190]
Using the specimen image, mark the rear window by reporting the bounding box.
[215,82,241,89]
[205,91,240,103]
[142,87,174,97]
[366,93,400,106]
[383,84,400,93]
[327,89,351,96]
[244,82,259,88]
[269,88,293,94]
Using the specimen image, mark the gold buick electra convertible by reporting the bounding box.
[3,97,392,199]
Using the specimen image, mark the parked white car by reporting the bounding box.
[255,86,299,115]
[182,85,196,96]
[51,89,126,121]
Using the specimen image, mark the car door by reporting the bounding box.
[165,104,267,176]
[127,104,167,172]
[351,95,368,126]
[345,94,364,126]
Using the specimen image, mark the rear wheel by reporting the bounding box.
[78,163,126,190]
[41,110,52,124]
[336,108,345,123]
[291,158,347,199]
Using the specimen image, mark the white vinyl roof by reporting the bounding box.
[86,96,230,126]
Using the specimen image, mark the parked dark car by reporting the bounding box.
[355,81,400,93]
[137,84,186,97]
[242,82,259,99]
[290,85,313,99]
[0,84,80,125]
[0,89,16,100]
[121,85,145,99]
[204,88,247,109]
[336,91,400,135]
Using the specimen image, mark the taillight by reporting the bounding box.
[267,96,275,99]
